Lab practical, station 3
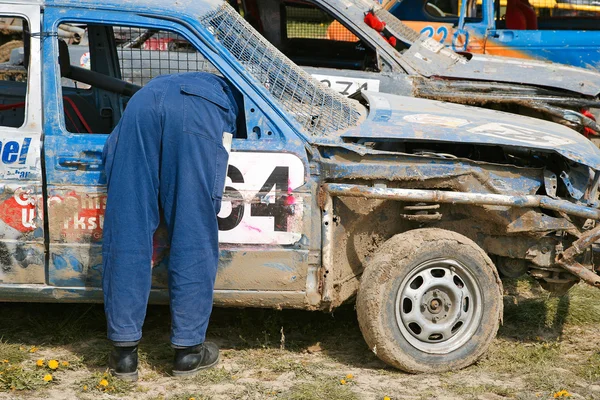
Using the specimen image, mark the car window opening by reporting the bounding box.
[56,23,247,138]
[0,16,29,129]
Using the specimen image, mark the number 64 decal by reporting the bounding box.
[217,152,305,245]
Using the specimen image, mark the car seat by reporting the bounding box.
[506,0,538,30]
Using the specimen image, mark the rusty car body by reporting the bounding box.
[2,0,600,373]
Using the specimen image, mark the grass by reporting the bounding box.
[480,339,561,373]
[191,366,233,386]
[278,377,359,400]
[478,278,600,398]
[522,368,580,393]
[236,348,322,378]
[0,340,27,364]
[577,352,600,382]
[76,370,134,395]
[0,277,597,398]
[0,363,50,391]
[160,394,211,400]
[501,278,600,340]
[443,382,517,398]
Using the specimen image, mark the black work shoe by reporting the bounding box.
[172,342,219,377]
[108,345,139,382]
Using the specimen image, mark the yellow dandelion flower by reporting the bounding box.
[83,385,88,391]
[61,361,69,367]
[340,379,347,385]
[554,390,572,398]
[43,374,52,382]
[47,360,59,370]
[36,359,44,367]
[29,346,38,353]
[346,373,353,380]
[99,379,109,387]
[189,398,196,400]
[384,397,391,400]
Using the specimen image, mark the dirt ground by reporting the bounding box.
[0,277,598,400]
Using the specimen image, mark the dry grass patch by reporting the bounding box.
[0,341,26,365]
[191,366,233,386]
[278,377,359,400]
[443,381,517,398]
[577,352,600,383]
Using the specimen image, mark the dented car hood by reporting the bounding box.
[343,1,600,97]
[341,91,600,169]
[400,38,600,97]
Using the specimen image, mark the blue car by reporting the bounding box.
[1,0,600,373]
[385,0,600,69]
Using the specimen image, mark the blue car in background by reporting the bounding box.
[384,0,600,69]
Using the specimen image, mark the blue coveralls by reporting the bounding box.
[102,72,239,347]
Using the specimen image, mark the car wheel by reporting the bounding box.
[356,228,503,373]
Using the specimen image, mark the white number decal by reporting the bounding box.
[468,123,575,147]
[217,153,305,245]
[311,74,380,96]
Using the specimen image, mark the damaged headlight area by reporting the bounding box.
[317,139,600,298]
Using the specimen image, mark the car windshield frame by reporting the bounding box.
[198,3,364,137]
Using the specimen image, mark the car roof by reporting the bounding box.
[7,0,223,18]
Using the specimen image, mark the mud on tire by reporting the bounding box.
[356,228,503,373]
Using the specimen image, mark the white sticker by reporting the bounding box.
[79,52,91,69]
[420,37,445,53]
[413,52,431,63]
[404,114,470,128]
[0,133,40,180]
[217,152,305,245]
[468,123,575,147]
[311,74,380,95]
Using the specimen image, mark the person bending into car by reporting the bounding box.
[101,72,239,381]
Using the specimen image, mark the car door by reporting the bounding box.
[42,7,315,304]
[0,5,45,286]
[484,0,600,68]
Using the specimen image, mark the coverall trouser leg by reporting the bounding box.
[102,73,236,347]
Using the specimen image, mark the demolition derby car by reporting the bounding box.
[2,0,600,374]
[241,0,600,141]
[385,0,600,69]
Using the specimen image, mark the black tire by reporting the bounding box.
[356,228,503,373]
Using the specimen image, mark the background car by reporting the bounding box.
[238,0,600,143]
[385,0,600,69]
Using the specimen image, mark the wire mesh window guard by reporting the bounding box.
[285,4,334,39]
[201,4,362,136]
[115,27,219,86]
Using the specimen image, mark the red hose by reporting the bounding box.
[0,102,25,111]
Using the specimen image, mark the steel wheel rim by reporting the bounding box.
[394,258,483,354]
